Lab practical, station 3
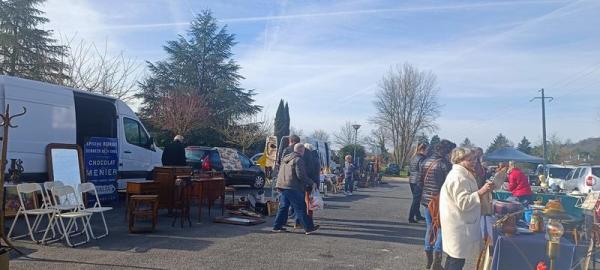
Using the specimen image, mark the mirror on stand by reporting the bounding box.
[46,144,85,201]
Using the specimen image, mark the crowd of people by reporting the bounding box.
[408,140,534,270]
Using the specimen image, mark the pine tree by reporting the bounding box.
[283,102,290,136]
[274,100,285,142]
[486,133,512,154]
[0,0,68,83]
[460,137,474,148]
[137,10,260,145]
[430,135,440,145]
[428,135,441,155]
[517,136,532,154]
[417,133,429,145]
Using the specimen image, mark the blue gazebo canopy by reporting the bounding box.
[483,147,544,163]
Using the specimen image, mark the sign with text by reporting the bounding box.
[84,137,118,205]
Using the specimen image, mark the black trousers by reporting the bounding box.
[409,183,423,220]
[444,256,465,270]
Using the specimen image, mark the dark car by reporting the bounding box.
[385,163,400,175]
[185,146,266,189]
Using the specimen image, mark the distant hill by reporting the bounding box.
[570,137,600,153]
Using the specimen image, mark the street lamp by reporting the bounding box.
[352,124,361,165]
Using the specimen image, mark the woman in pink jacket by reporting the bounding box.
[507,161,533,204]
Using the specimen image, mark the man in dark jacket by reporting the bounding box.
[303,144,320,185]
[272,143,319,234]
[420,139,456,270]
[161,135,187,166]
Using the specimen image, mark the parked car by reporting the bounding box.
[185,146,266,189]
[562,164,600,193]
[385,163,400,175]
[250,153,263,164]
[533,164,575,187]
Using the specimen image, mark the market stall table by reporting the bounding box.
[494,191,583,219]
[491,233,587,270]
[192,173,225,220]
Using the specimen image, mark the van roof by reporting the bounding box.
[0,75,118,101]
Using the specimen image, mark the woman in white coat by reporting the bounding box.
[439,147,494,270]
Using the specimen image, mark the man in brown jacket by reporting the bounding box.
[272,143,319,234]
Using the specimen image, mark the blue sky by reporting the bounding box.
[42,0,600,148]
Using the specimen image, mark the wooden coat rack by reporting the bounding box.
[0,104,26,253]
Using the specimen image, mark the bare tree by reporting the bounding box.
[364,126,388,155]
[310,129,330,142]
[61,36,141,101]
[290,126,304,138]
[372,63,440,167]
[220,113,273,155]
[149,89,209,136]
[334,121,359,148]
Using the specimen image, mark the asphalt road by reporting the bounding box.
[8,178,450,270]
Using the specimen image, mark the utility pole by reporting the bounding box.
[530,89,553,172]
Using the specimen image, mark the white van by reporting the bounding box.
[303,137,336,173]
[0,75,162,182]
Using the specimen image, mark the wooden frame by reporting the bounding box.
[3,185,38,217]
[45,143,86,184]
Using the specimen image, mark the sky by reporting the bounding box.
[41,0,600,148]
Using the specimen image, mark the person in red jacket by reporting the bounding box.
[507,161,533,204]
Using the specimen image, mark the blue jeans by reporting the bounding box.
[424,207,442,252]
[344,176,354,193]
[273,189,314,231]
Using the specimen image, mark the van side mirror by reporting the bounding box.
[147,137,155,148]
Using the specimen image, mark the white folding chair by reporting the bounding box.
[78,182,113,239]
[42,181,64,208]
[43,185,92,247]
[7,183,56,243]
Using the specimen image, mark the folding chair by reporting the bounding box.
[78,182,113,239]
[42,181,64,208]
[7,183,56,243]
[43,185,92,247]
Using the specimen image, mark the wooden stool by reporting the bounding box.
[172,177,192,228]
[128,195,159,233]
[224,186,236,204]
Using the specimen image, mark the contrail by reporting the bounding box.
[100,0,566,30]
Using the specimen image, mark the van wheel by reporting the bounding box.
[253,175,265,189]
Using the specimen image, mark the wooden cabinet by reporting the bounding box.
[152,166,192,211]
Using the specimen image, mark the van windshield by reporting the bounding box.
[548,168,573,179]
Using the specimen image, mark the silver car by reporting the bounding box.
[563,165,600,193]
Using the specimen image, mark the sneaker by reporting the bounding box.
[271,228,287,233]
[305,225,320,235]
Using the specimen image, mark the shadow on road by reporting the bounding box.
[315,217,425,246]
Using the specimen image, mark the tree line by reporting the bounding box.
[0,0,268,154]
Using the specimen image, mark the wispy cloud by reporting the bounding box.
[92,0,568,31]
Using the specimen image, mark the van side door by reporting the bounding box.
[116,99,159,179]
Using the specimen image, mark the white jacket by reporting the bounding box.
[439,164,482,260]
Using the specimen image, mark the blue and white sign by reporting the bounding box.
[84,137,119,205]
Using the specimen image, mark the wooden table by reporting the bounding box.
[192,173,225,220]
[125,181,158,218]
[128,195,159,233]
